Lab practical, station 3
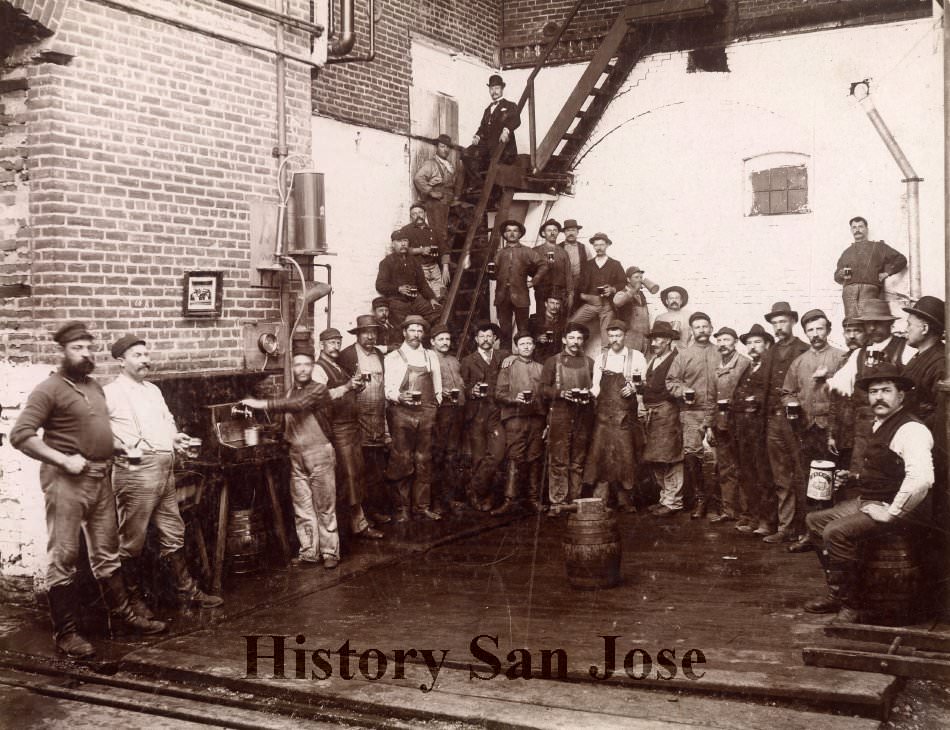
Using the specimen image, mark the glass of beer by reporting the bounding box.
[547,251,555,263]
[410,390,422,405]
[185,437,202,460]
[486,262,496,277]
[786,401,802,420]
[683,388,696,405]
[449,388,460,404]
[520,390,533,403]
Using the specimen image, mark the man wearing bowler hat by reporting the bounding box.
[731,324,775,535]
[533,218,573,313]
[430,324,468,514]
[900,296,945,433]
[384,315,443,521]
[833,216,907,319]
[11,323,167,660]
[560,218,588,312]
[654,285,694,349]
[340,316,392,525]
[760,302,809,544]
[465,73,521,185]
[492,218,548,348]
[803,363,933,623]
[105,335,222,615]
[414,133,462,250]
[375,230,440,328]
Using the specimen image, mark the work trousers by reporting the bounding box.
[767,411,805,534]
[386,404,436,513]
[733,413,773,528]
[547,402,593,506]
[713,428,738,518]
[289,443,339,561]
[841,283,881,320]
[805,497,925,563]
[361,445,391,517]
[424,199,450,249]
[570,302,614,346]
[466,407,506,501]
[652,461,685,510]
[502,414,545,463]
[421,261,445,300]
[387,296,437,328]
[433,404,464,505]
[496,300,528,350]
[113,452,185,559]
[40,461,121,589]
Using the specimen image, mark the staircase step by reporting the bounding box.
[590,86,609,97]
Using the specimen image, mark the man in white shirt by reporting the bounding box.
[105,336,222,615]
[383,316,443,521]
[804,363,933,623]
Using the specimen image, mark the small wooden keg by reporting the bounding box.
[562,498,622,590]
[858,532,922,625]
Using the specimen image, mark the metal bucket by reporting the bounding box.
[806,460,836,501]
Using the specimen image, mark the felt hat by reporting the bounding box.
[589,232,612,245]
[564,322,590,339]
[430,324,452,339]
[562,219,583,230]
[841,316,863,329]
[319,328,343,342]
[371,297,389,310]
[53,321,93,346]
[713,327,738,340]
[902,295,945,329]
[800,308,830,330]
[764,301,799,323]
[498,219,525,237]
[856,299,897,322]
[391,229,409,241]
[487,74,505,87]
[292,343,315,358]
[606,319,628,333]
[401,315,429,331]
[689,311,711,326]
[539,218,562,233]
[348,315,382,334]
[436,133,453,146]
[739,323,774,346]
[855,362,914,392]
[513,330,535,343]
[646,320,680,340]
[111,334,146,359]
[625,266,644,277]
[660,286,689,308]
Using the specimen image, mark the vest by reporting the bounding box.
[316,355,359,425]
[858,407,920,502]
[643,351,677,407]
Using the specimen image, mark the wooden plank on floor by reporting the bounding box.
[803,647,950,681]
[825,623,950,652]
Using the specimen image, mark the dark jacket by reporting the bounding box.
[493,243,548,308]
[834,240,907,286]
[476,98,521,162]
[761,336,809,413]
[576,257,627,302]
[375,252,435,301]
[460,348,510,421]
[339,343,384,378]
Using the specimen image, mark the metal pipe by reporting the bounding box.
[528,79,537,170]
[214,0,324,36]
[89,0,327,70]
[326,0,376,64]
[854,85,923,298]
[328,0,356,56]
[940,0,950,620]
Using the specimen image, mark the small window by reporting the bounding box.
[745,153,810,217]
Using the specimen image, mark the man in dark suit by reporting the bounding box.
[464,74,521,185]
[491,219,548,349]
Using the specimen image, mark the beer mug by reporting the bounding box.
[410,390,422,405]
[126,444,143,468]
[449,388,460,404]
[486,262,496,277]
[843,266,853,278]
[683,388,696,405]
[185,437,202,460]
[547,251,555,263]
[478,382,489,398]
[520,390,533,403]
[785,401,802,421]
[597,285,609,298]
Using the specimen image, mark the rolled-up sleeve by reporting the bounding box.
[886,421,934,517]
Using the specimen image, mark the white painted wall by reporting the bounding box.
[502,18,944,341]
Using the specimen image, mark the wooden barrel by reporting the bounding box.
[563,500,622,590]
[226,509,267,574]
[858,533,922,626]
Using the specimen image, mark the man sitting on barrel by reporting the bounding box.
[803,363,933,623]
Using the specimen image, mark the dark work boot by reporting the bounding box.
[804,560,858,618]
[686,456,706,518]
[121,557,154,619]
[48,584,96,660]
[167,549,223,609]
[490,462,520,516]
[526,460,544,513]
[98,572,168,636]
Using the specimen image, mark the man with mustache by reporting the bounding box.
[372,297,402,354]
[826,316,868,473]
[641,321,683,516]
[559,219,588,312]
[533,218,573,314]
[654,286,694,349]
[900,296,946,433]
[395,202,450,300]
[833,216,907,319]
[803,364,933,623]
[780,310,845,552]
[569,233,627,347]
[375,230,440,327]
[492,219,548,349]
[666,312,719,519]
[841,316,867,352]
[612,266,656,354]
[105,336,222,616]
[11,322,167,661]
[413,134,461,262]
[527,289,567,363]
[429,325,467,514]
[540,322,595,512]
[760,302,809,544]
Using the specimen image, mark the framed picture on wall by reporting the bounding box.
[182,271,223,318]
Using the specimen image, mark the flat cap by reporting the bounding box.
[371,296,389,309]
[714,327,738,340]
[401,315,429,330]
[800,309,830,330]
[111,334,146,359]
[53,321,93,346]
[319,328,343,342]
[689,311,711,326]
[430,324,451,339]
[606,319,628,333]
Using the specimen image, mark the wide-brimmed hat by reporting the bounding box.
[764,301,798,323]
[902,295,945,330]
[606,319,628,333]
[714,327,738,340]
[801,308,830,330]
[111,334,146,359]
[348,315,382,334]
[739,323,774,346]
[473,320,502,338]
[562,219,583,230]
[53,321,94,346]
[401,315,429,331]
[855,362,914,392]
[689,311,711,326]
[660,286,689,307]
[498,219,525,237]
[539,218,562,233]
[436,133,452,146]
[319,328,343,342]
[589,232,612,245]
[856,299,897,322]
[487,74,505,87]
[646,320,681,340]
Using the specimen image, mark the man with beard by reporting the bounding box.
[760,302,810,544]
[12,322,167,660]
[533,219,572,313]
[900,296,946,432]
[804,364,933,623]
[731,324,774,535]
[584,321,646,512]
[105,336,222,616]
[339,316,392,525]
[612,266,655,354]
[540,322,595,512]
[560,219,588,312]
[460,322,509,511]
[413,134,461,254]
[666,312,719,519]
[780,310,845,552]
[528,289,567,363]
[395,202,450,301]
[375,230,440,327]
[654,286,694,349]
[493,331,546,514]
[492,219,548,349]
[313,328,383,542]
[641,321,683,517]
[430,325,467,514]
[372,297,402,353]
[570,233,627,347]
[833,216,907,318]
[384,315,443,521]
[241,346,341,569]
[707,327,751,524]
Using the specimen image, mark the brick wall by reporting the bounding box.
[312,0,501,134]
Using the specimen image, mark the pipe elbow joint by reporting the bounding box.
[329,33,356,57]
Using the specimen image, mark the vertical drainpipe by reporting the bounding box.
[275,1,292,387]
[940,4,950,619]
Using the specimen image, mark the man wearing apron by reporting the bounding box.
[585,320,647,511]
[383,315,443,521]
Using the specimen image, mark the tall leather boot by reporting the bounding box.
[687,456,706,519]
[98,572,167,636]
[526,460,543,513]
[47,583,96,659]
[490,461,520,516]
[803,559,859,621]
[167,549,223,608]
[121,557,154,619]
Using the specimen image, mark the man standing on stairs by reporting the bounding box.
[11,322,167,661]
[465,74,521,186]
[533,218,573,313]
[493,331,546,515]
[569,233,627,347]
[396,202,451,301]
[375,230,441,327]
[665,312,719,520]
[492,219,548,349]
[414,134,461,262]
[105,335,223,618]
